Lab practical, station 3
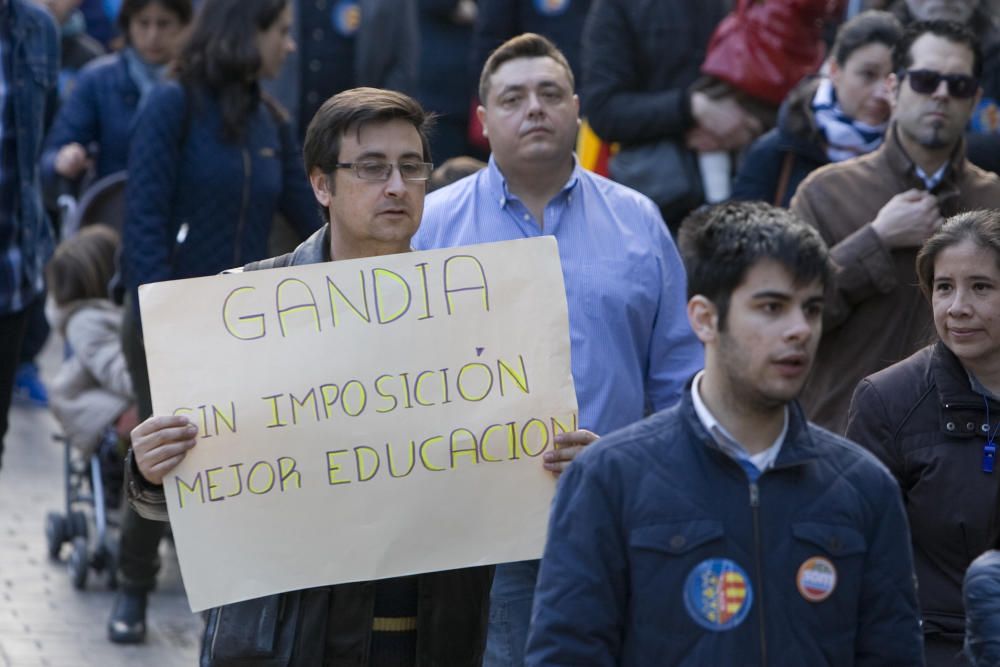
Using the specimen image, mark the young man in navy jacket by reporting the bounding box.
[526,201,924,666]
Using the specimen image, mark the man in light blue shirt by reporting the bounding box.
[412,32,703,667]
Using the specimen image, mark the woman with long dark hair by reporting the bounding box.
[113,0,320,644]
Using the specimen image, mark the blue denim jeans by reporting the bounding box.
[483,559,540,667]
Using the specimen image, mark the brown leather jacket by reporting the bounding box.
[846,342,1000,644]
[791,125,1000,434]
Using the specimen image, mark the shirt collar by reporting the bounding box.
[485,154,582,208]
[968,371,1000,401]
[691,371,788,473]
[915,163,948,190]
[884,123,965,192]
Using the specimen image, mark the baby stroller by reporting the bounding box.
[43,171,129,590]
[45,429,122,589]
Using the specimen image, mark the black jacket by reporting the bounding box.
[732,77,828,207]
[472,0,591,85]
[580,0,729,146]
[847,342,1000,644]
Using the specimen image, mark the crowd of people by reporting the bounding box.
[3,0,1000,665]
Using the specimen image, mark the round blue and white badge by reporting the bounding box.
[331,0,361,37]
[683,558,753,631]
[533,0,571,17]
[797,556,837,602]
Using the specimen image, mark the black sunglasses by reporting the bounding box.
[902,69,979,99]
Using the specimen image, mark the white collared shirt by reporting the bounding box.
[915,163,947,190]
[691,371,787,473]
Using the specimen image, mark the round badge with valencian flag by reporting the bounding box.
[683,558,753,631]
[796,556,837,602]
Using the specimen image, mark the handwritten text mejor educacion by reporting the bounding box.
[166,250,577,510]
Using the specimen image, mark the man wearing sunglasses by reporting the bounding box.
[789,20,1000,436]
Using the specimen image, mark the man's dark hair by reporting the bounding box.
[677,202,830,329]
[832,10,903,66]
[893,20,982,79]
[117,0,193,39]
[302,88,434,218]
[478,33,574,104]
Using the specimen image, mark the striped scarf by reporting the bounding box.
[811,77,887,163]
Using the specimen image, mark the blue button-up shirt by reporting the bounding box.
[413,156,703,436]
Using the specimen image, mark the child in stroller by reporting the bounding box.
[44,225,137,589]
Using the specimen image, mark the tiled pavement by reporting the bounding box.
[0,345,201,667]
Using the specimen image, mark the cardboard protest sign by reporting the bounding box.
[138,236,577,612]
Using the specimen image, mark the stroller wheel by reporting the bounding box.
[68,537,89,590]
[44,512,68,560]
[68,510,88,541]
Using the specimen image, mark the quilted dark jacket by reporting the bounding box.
[122,81,321,317]
[41,53,138,183]
[964,550,1000,666]
[847,342,1000,646]
[527,385,923,666]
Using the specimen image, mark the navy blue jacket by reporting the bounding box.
[732,78,828,208]
[964,550,1000,666]
[123,82,321,303]
[41,53,138,183]
[418,0,473,117]
[473,0,590,85]
[526,387,924,666]
[581,0,728,145]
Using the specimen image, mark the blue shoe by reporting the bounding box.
[13,362,48,408]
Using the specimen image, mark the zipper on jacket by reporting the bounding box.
[234,147,251,265]
[749,480,768,667]
[943,401,987,410]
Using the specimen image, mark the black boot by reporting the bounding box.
[107,589,147,644]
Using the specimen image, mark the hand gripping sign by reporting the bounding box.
[139,237,578,612]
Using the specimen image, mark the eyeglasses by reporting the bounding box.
[334,160,434,182]
[902,69,979,99]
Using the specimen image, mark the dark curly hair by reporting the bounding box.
[677,202,830,330]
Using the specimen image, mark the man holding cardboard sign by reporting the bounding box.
[412,34,704,667]
[126,88,596,666]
